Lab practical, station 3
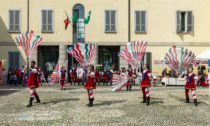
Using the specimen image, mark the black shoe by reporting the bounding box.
[146,97,150,106]
[141,96,146,103]
[34,96,41,103]
[126,86,129,91]
[194,99,198,106]
[26,97,34,107]
[185,98,190,103]
[88,98,93,107]
[129,85,132,91]
[86,98,91,106]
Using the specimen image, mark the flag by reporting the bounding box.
[49,61,60,85]
[64,13,78,30]
[62,60,68,70]
[84,11,91,24]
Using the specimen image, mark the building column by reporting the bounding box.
[59,45,68,67]
[90,46,98,65]
[120,45,128,68]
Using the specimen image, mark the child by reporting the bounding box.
[60,67,67,90]
[126,65,133,91]
[136,64,152,105]
[94,67,100,86]
[84,65,95,107]
[184,67,198,106]
[102,67,108,86]
[70,65,77,85]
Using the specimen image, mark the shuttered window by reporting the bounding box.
[135,10,147,32]
[8,51,20,71]
[41,9,54,32]
[8,9,21,32]
[176,10,193,33]
[105,10,117,32]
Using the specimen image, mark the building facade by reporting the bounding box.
[1,0,210,78]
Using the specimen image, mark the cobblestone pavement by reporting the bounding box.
[0,83,210,126]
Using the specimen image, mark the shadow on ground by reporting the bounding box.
[41,98,80,105]
[0,89,21,96]
[94,100,126,106]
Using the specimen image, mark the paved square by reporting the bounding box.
[0,84,210,125]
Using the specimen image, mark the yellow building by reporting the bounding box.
[0,0,210,78]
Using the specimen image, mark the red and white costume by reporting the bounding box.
[185,73,198,100]
[70,68,77,82]
[126,69,133,86]
[60,70,67,89]
[140,69,152,98]
[102,70,108,82]
[27,67,39,98]
[110,68,114,83]
[94,70,100,83]
[85,71,95,99]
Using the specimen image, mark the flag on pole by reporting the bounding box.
[49,61,60,85]
[64,13,78,30]
[84,11,91,24]
[62,60,68,70]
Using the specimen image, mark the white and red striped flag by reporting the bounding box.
[62,60,68,70]
[49,61,60,85]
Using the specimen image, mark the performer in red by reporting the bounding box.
[132,67,137,86]
[126,65,133,91]
[84,65,95,107]
[110,65,115,86]
[184,67,198,106]
[26,61,41,107]
[70,65,77,85]
[137,64,152,105]
[20,66,25,86]
[94,67,100,86]
[60,67,67,90]
[102,67,108,86]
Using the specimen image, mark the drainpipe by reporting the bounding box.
[27,0,29,31]
[128,0,130,42]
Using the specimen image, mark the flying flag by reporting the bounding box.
[49,61,60,85]
[62,60,68,70]
[84,11,91,24]
[64,12,78,30]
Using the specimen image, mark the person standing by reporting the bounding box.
[10,73,17,86]
[136,64,152,106]
[132,68,137,86]
[110,65,115,86]
[7,68,12,84]
[14,67,20,84]
[70,65,77,86]
[102,67,108,86]
[26,61,41,107]
[94,67,100,86]
[184,67,198,106]
[126,65,133,91]
[38,67,42,86]
[84,65,95,107]
[77,65,85,86]
[60,67,67,90]
[197,68,204,86]
[2,68,6,85]
[20,66,25,86]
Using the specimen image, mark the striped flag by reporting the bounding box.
[67,43,97,68]
[165,46,196,75]
[119,41,147,69]
[15,31,42,61]
[111,73,128,91]
[62,60,68,70]
[49,61,60,85]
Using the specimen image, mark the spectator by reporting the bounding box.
[7,68,12,84]
[197,68,204,86]
[10,73,17,86]
[20,66,25,86]
[2,68,6,85]
[14,66,20,84]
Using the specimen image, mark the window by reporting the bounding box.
[8,9,21,32]
[135,10,147,32]
[105,10,117,32]
[176,10,193,33]
[8,51,21,71]
[41,9,54,32]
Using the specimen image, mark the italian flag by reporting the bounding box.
[84,11,91,24]
[64,13,78,30]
